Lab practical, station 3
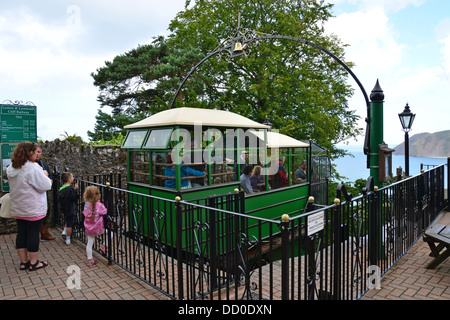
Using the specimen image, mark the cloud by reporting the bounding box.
[0,1,187,141]
[326,6,404,76]
[324,6,406,144]
[325,1,450,147]
[0,8,102,140]
[330,0,426,12]
[0,8,89,85]
[437,19,450,74]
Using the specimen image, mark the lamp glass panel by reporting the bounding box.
[400,115,410,129]
[409,114,415,129]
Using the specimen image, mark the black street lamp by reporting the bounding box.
[398,103,416,176]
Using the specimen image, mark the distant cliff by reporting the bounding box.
[393,130,450,158]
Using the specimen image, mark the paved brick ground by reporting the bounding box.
[0,228,169,300]
[361,212,450,300]
[1,216,448,301]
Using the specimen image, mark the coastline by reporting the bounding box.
[333,150,448,186]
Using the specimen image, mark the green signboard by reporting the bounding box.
[1,143,17,192]
[0,104,37,142]
[0,103,37,191]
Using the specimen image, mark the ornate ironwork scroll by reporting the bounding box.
[152,208,168,280]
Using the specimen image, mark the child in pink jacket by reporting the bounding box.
[82,186,107,266]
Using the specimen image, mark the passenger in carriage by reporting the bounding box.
[240,166,253,195]
[250,165,265,192]
[230,150,250,179]
[164,153,176,189]
[164,153,205,189]
[271,157,288,189]
[295,160,307,183]
[239,150,249,168]
[190,148,205,188]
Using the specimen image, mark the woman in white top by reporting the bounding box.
[6,142,52,271]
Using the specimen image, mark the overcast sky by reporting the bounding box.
[1,0,449,149]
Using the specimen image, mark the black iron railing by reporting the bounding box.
[52,162,447,300]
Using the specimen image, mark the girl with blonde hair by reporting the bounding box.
[250,165,265,192]
[82,186,107,266]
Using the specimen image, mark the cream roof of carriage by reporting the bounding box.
[124,107,271,129]
[250,130,310,148]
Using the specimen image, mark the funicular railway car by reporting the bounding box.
[121,107,330,260]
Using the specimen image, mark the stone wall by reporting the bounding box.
[0,139,127,234]
[39,139,127,179]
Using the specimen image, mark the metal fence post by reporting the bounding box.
[332,198,341,300]
[305,196,316,300]
[208,196,218,293]
[105,182,113,265]
[175,196,184,300]
[280,214,290,300]
[52,165,61,226]
[369,186,379,267]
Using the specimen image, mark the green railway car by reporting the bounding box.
[121,107,330,251]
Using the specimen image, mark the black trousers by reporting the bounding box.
[16,218,43,252]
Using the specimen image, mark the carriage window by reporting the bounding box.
[144,129,173,149]
[292,157,308,184]
[122,130,148,148]
[292,148,309,185]
[151,152,169,187]
[267,150,289,189]
[210,161,236,185]
[129,151,150,184]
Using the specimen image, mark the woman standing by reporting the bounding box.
[6,142,52,271]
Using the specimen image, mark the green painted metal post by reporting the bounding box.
[368,80,385,273]
[175,196,184,300]
[369,80,384,187]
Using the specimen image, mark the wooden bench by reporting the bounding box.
[423,223,450,269]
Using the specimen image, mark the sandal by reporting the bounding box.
[99,245,107,256]
[20,261,30,271]
[87,258,98,267]
[29,260,48,271]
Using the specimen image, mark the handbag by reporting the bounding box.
[0,193,13,219]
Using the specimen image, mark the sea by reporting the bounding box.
[333,145,448,188]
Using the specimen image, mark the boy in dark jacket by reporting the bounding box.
[58,172,79,245]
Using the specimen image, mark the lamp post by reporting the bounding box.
[398,103,415,176]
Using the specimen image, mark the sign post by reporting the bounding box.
[307,210,324,236]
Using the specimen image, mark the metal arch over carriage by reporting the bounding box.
[168,24,372,167]
[121,18,374,208]
[118,20,385,300]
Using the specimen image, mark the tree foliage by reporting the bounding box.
[90,0,362,156]
[89,36,205,140]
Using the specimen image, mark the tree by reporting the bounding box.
[90,0,362,157]
[167,0,361,156]
[87,109,135,141]
[90,36,205,140]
